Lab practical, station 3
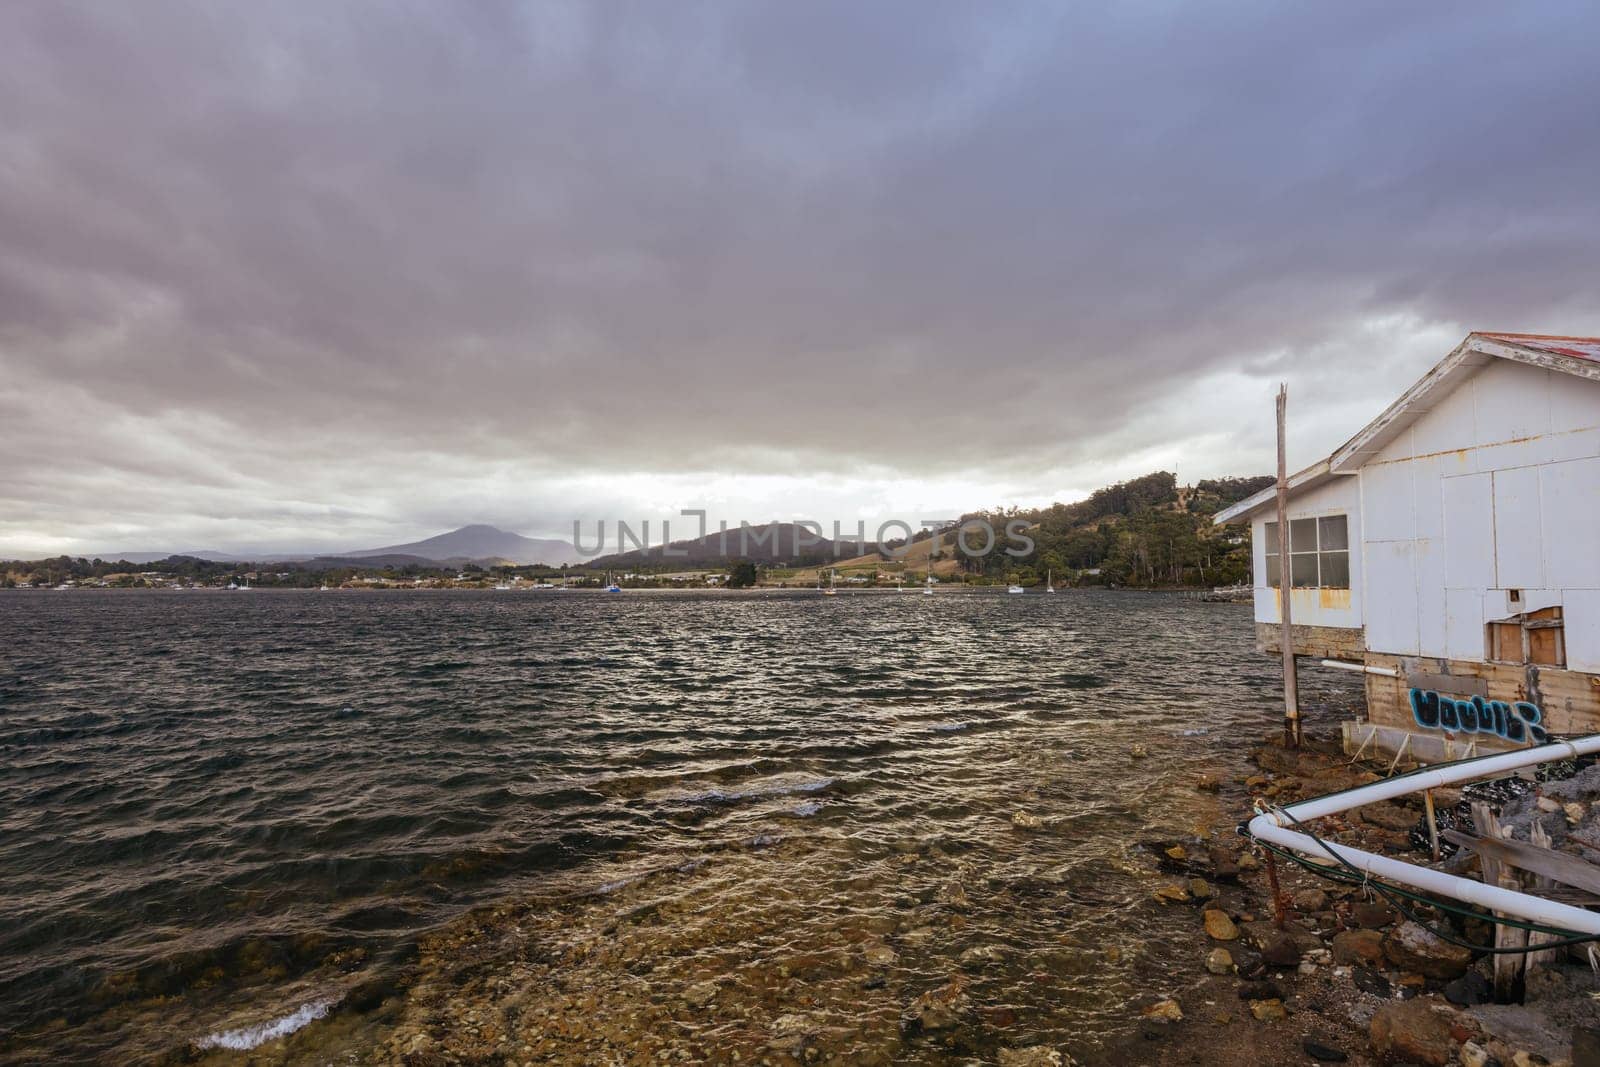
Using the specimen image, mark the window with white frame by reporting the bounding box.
[1263,515,1349,590]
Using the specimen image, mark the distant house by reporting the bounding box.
[1216,332,1600,758]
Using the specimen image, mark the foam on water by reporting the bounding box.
[196,998,334,1051]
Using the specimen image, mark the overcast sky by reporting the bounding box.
[3,2,1598,556]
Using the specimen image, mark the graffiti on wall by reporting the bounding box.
[1408,688,1547,745]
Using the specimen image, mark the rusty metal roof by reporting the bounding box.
[1475,331,1600,363]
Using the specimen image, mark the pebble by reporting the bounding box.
[1291,888,1329,912]
[1203,909,1239,941]
[1188,878,1215,900]
[1142,999,1183,1023]
[1302,1037,1348,1062]
[1249,998,1287,1022]
[1204,948,1234,975]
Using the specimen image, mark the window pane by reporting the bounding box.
[1265,553,1281,588]
[1291,553,1319,587]
[1263,521,1279,554]
[1318,515,1349,551]
[1319,550,1350,589]
[1290,518,1317,553]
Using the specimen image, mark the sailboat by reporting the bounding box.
[821,568,838,596]
[1046,569,1056,594]
[605,571,622,593]
[923,542,935,595]
[1007,581,1025,594]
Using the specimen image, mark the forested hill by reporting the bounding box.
[952,471,1272,588]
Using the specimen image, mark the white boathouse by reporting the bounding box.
[1216,332,1600,759]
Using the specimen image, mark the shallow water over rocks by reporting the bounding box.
[0,588,1360,1063]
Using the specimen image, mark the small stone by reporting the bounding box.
[1250,998,1287,1022]
[863,944,897,966]
[1257,932,1301,968]
[683,980,719,1007]
[1154,883,1190,904]
[1204,948,1233,975]
[1188,878,1215,900]
[1012,810,1042,830]
[1141,999,1182,1023]
[997,1048,1069,1067]
[1567,802,1587,826]
[1203,910,1239,941]
[1459,1040,1490,1067]
[1351,965,1392,998]
[1237,852,1261,871]
[1196,774,1220,793]
[1369,996,1459,1067]
[1302,1037,1348,1062]
[1353,901,1397,929]
[1331,928,1386,966]
[1291,888,1329,912]
[1382,921,1474,980]
[1130,745,1149,759]
[1166,844,1188,861]
[1237,979,1284,1001]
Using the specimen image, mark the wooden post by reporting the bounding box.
[1473,802,1525,1000]
[1424,788,1441,862]
[1276,384,1300,748]
[1526,821,1561,978]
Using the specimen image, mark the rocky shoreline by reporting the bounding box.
[165,725,1600,1067]
[1106,734,1600,1067]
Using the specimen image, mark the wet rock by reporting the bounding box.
[1460,1040,1491,1067]
[903,978,971,1033]
[863,943,897,966]
[1353,901,1398,929]
[1256,932,1302,968]
[1250,998,1287,1022]
[1237,852,1261,872]
[1130,744,1149,759]
[1302,1037,1348,1062]
[1332,928,1386,967]
[1165,844,1189,862]
[1383,921,1474,980]
[683,979,719,1008]
[1292,888,1330,912]
[1012,810,1043,830]
[1209,848,1240,882]
[1196,774,1221,793]
[958,944,1007,967]
[997,1047,1071,1067]
[1443,971,1491,1007]
[1237,979,1284,1002]
[1153,883,1190,904]
[1370,996,1461,1067]
[1204,948,1234,975]
[1203,910,1239,942]
[1352,965,1393,998]
[1141,998,1183,1023]
[1188,878,1215,901]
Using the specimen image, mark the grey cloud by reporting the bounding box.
[2,1,1599,551]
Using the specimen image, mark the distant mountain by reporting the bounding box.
[79,550,239,564]
[344,525,586,566]
[588,522,875,569]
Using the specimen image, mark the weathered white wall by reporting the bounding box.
[1250,475,1362,630]
[1360,360,1600,670]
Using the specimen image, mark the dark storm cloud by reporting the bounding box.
[2,1,1599,551]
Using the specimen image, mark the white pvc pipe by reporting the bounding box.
[1248,735,1600,935]
[1318,659,1400,677]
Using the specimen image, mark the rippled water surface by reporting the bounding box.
[0,588,1357,1064]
